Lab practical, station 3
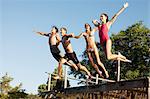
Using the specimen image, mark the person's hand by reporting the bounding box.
[36,32,41,35]
[92,20,98,24]
[70,33,74,37]
[123,2,129,8]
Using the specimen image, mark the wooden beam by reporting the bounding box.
[63,77,149,94]
[91,76,115,82]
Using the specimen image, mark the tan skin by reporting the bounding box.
[92,2,131,62]
[74,24,109,78]
[60,28,92,77]
[36,27,78,79]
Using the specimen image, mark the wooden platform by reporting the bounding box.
[60,77,150,99]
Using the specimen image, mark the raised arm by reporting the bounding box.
[92,20,101,27]
[108,2,128,26]
[74,32,85,39]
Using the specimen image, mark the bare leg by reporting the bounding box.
[94,48,109,78]
[54,58,78,79]
[77,63,92,77]
[65,60,78,71]
[58,62,63,77]
[106,39,131,62]
[87,52,104,78]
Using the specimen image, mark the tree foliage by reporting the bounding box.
[37,67,70,97]
[0,73,41,98]
[111,21,150,79]
[0,73,28,98]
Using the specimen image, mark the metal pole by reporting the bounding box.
[64,65,68,88]
[117,52,121,82]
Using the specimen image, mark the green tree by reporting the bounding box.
[0,73,13,96]
[27,93,42,99]
[37,67,71,97]
[8,89,28,99]
[37,84,47,97]
[0,73,29,99]
[111,21,150,79]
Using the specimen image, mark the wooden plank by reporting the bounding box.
[67,76,96,84]
[63,77,149,94]
[91,76,115,82]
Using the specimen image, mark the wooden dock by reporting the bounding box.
[57,77,150,99]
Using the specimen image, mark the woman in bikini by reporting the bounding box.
[74,23,109,78]
[92,2,131,62]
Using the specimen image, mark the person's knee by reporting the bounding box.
[75,67,79,71]
[60,58,66,64]
[96,59,103,65]
[77,64,84,70]
[107,54,112,60]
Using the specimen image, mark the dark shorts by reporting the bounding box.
[65,52,79,64]
[51,52,62,62]
[50,45,62,62]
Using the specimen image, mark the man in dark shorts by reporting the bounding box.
[37,26,78,79]
[60,27,92,78]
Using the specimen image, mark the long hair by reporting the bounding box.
[85,23,92,32]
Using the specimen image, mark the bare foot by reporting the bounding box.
[105,71,109,78]
[88,74,93,80]
[117,57,131,63]
[98,71,104,78]
[53,75,61,80]
[124,59,132,63]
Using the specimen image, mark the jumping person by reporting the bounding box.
[74,23,109,78]
[60,27,92,78]
[92,2,131,62]
[36,26,78,79]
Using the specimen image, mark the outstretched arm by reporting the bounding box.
[66,33,75,38]
[109,2,129,26]
[36,32,50,37]
[74,33,84,39]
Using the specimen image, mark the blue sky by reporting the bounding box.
[0,0,150,94]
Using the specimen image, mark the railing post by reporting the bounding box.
[96,74,99,84]
[45,72,51,91]
[48,73,51,91]
[64,65,68,88]
[147,77,150,99]
[117,52,121,82]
